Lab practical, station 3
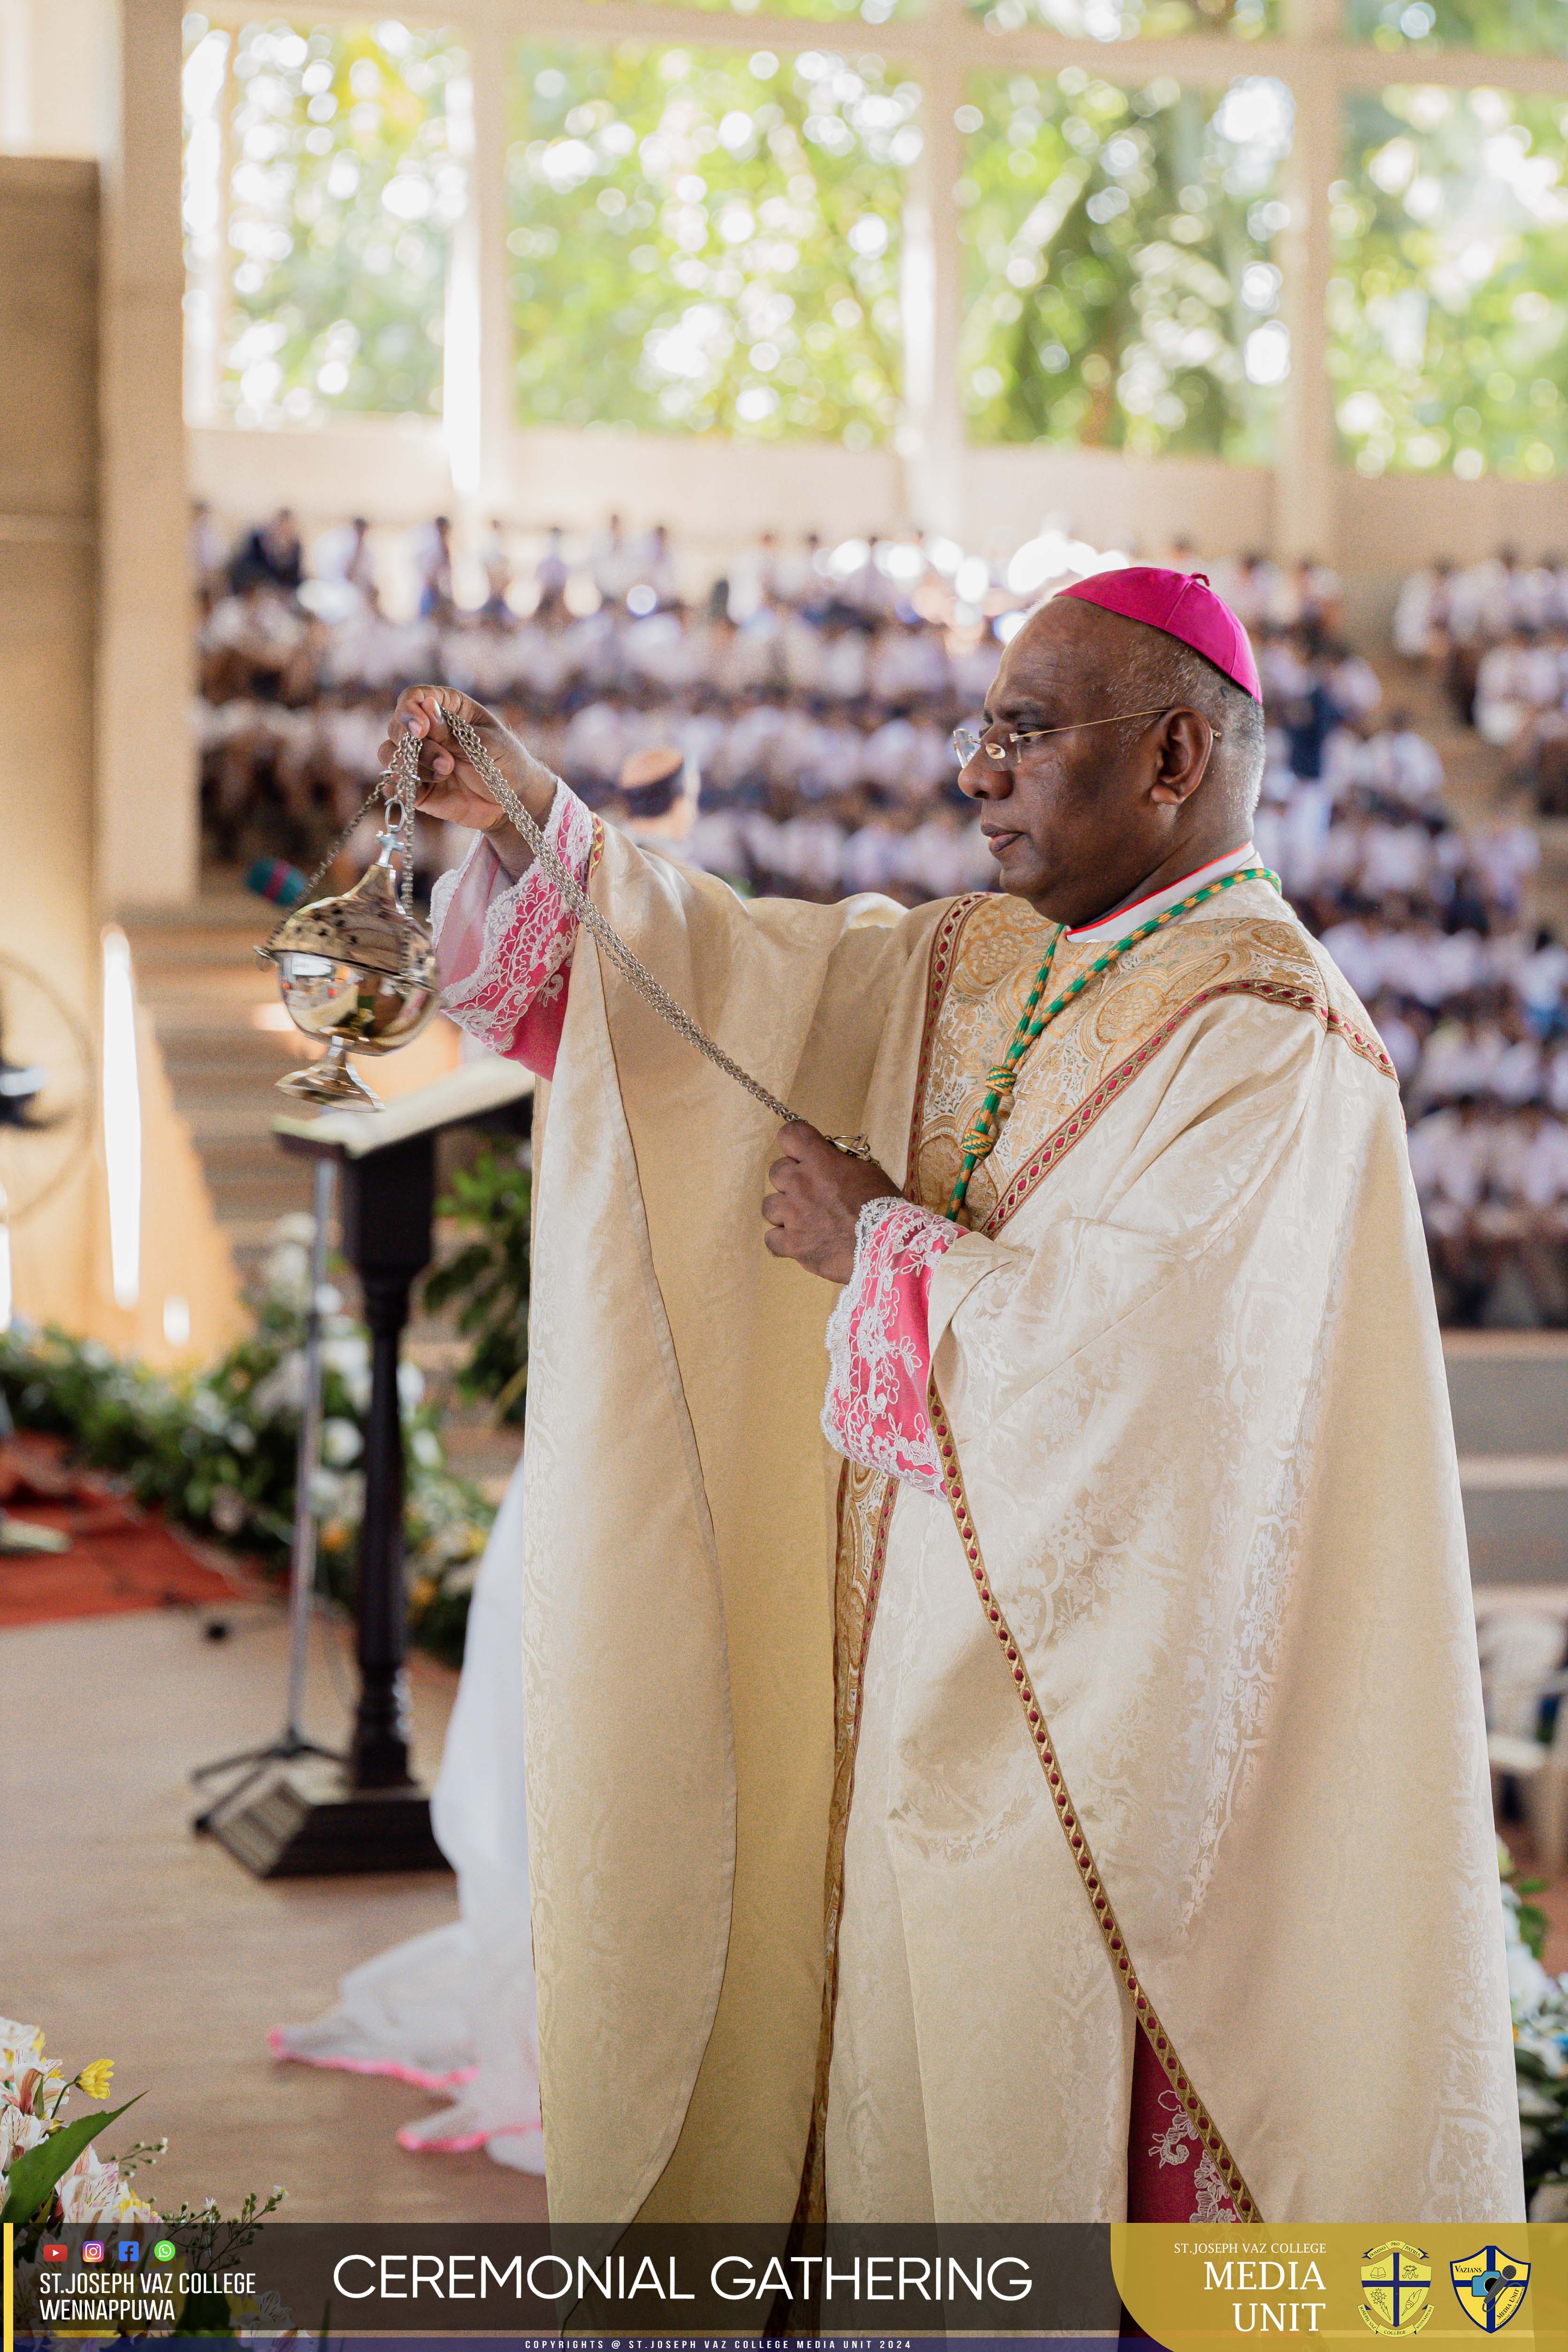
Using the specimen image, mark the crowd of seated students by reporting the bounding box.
[1254,706,1567,1324]
[1394,547,1568,814]
[191,503,1010,904]
[196,504,1568,1322]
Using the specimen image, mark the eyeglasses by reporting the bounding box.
[952,710,1208,768]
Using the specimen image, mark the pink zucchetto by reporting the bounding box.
[1055,565,1262,703]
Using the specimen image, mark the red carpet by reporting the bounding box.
[0,1439,257,1627]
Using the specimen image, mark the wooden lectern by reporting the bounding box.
[208,1057,533,1878]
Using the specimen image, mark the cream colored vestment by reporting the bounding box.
[506,826,1522,2230]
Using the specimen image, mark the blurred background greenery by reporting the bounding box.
[181,4,1568,482]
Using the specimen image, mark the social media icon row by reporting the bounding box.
[40,2238,176,2264]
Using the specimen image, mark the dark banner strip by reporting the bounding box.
[12,2223,1126,2341]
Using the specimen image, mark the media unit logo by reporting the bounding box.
[1450,2248,1530,2332]
[1360,2242,1433,2336]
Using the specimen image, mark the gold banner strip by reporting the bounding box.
[927,1379,1261,2223]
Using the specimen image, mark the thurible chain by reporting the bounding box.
[408,705,872,1155]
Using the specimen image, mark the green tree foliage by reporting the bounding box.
[958,71,1292,459]
[183,13,466,423]
[505,42,918,442]
[568,0,914,21]
[972,0,1271,36]
[1330,85,1568,479]
[1346,0,1568,59]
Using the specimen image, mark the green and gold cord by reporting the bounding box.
[943,864,1281,1222]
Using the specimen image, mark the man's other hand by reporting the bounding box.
[762,1123,901,1283]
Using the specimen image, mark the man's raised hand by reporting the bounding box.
[761,1122,901,1284]
[378,686,557,835]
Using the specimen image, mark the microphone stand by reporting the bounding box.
[191,1155,344,1830]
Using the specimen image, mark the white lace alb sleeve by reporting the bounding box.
[821,1195,956,1492]
[431,782,597,1058]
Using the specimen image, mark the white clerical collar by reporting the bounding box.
[1064,841,1260,945]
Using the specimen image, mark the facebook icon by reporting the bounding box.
[117,2241,140,2264]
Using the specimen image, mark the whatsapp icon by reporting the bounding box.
[153,2241,176,2263]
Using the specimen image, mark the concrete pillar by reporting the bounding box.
[0,156,99,1330]
[1274,0,1340,563]
[96,0,195,910]
[473,0,517,518]
[899,3,966,538]
[442,2,514,524]
[181,22,229,426]
[0,0,108,156]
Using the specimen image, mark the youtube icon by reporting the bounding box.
[41,2243,69,2264]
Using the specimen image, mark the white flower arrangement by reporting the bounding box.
[0,2016,159,2229]
[1499,1843,1568,2215]
[2,2015,286,2341]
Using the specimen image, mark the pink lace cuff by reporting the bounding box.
[430,782,597,1068]
[822,1198,956,1493]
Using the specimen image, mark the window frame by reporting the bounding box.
[195,0,1568,543]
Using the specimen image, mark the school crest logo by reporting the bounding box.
[1450,2248,1530,2331]
[1360,2242,1433,2336]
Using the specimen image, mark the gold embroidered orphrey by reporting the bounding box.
[795,889,1399,2227]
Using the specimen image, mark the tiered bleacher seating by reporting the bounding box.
[193,509,1568,1323]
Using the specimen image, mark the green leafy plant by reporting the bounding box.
[162,2187,289,2336]
[0,1214,493,1667]
[1,2099,142,2227]
[1499,1842,1568,2214]
[422,1143,532,1426]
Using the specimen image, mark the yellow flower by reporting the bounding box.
[75,2059,114,2099]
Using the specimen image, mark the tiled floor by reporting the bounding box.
[12,1591,1560,2229]
[3,1599,546,2224]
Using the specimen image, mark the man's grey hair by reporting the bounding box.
[1115,632,1267,814]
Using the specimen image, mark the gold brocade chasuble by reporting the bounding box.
[517,834,1521,2233]
[804,891,1400,2224]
